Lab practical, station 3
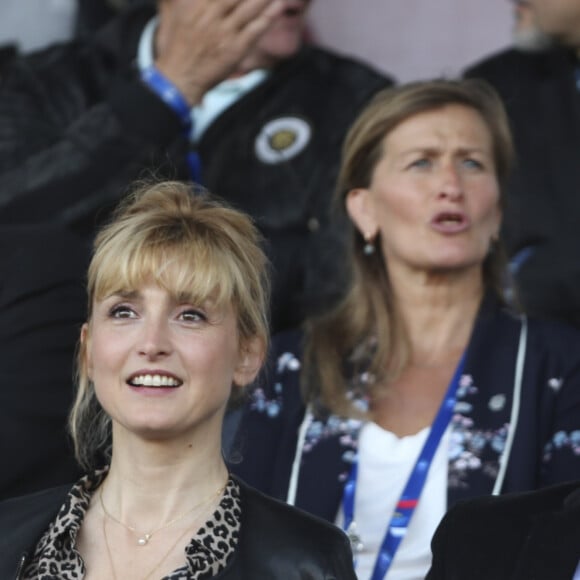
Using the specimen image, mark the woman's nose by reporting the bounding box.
[437,163,464,201]
[138,318,172,359]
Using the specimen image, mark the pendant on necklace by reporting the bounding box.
[137,533,151,546]
[346,521,364,553]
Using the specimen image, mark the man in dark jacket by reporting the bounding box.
[0,0,392,500]
[427,481,580,579]
[0,0,391,331]
[464,0,580,327]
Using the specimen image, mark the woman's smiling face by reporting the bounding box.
[84,282,257,444]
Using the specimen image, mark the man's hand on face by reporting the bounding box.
[155,0,285,105]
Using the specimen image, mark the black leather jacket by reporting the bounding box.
[0,476,356,579]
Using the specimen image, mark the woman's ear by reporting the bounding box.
[233,337,265,388]
[346,188,379,242]
[80,322,92,379]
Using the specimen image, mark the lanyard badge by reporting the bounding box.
[342,353,466,579]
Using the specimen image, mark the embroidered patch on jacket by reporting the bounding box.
[254,116,312,164]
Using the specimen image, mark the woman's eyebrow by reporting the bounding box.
[398,146,439,157]
[105,289,141,300]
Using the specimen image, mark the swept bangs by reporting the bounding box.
[88,231,241,318]
[71,181,270,472]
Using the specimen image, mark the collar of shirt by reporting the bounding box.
[24,467,240,579]
[137,16,269,142]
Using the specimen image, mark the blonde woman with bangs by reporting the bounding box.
[0,181,356,579]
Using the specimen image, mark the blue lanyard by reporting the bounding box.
[186,148,203,184]
[140,66,203,185]
[342,353,466,579]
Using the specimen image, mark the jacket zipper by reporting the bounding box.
[15,553,27,580]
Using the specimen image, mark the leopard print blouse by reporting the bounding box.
[22,470,241,579]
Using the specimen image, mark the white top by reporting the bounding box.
[137,17,268,142]
[336,422,449,580]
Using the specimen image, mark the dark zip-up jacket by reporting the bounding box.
[0,3,391,502]
[0,4,392,332]
[465,47,580,327]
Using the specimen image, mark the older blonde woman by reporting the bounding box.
[0,181,356,579]
[232,79,580,580]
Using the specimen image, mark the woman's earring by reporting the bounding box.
[363,235,376,256]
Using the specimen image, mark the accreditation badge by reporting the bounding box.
[255,116,312,164]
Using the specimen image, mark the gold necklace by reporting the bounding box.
[102,516,119,580]
[99,479,227,546]
[103,507,198,580]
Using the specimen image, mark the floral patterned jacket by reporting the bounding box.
[229,294,580,523]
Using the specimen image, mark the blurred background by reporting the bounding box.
[0,0,513,81]
[308,0,512,80]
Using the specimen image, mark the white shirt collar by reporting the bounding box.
[136,17,268,141]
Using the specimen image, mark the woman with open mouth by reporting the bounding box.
[231,79,580,580]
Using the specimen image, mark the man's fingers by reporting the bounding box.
[154,0,287,102]
[230,0,285,33]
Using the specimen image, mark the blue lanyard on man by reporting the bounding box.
[141,66,203,184]
[342,353,466,580]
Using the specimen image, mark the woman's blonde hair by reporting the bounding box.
[69,180,270,471]
[304,79,515,416]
